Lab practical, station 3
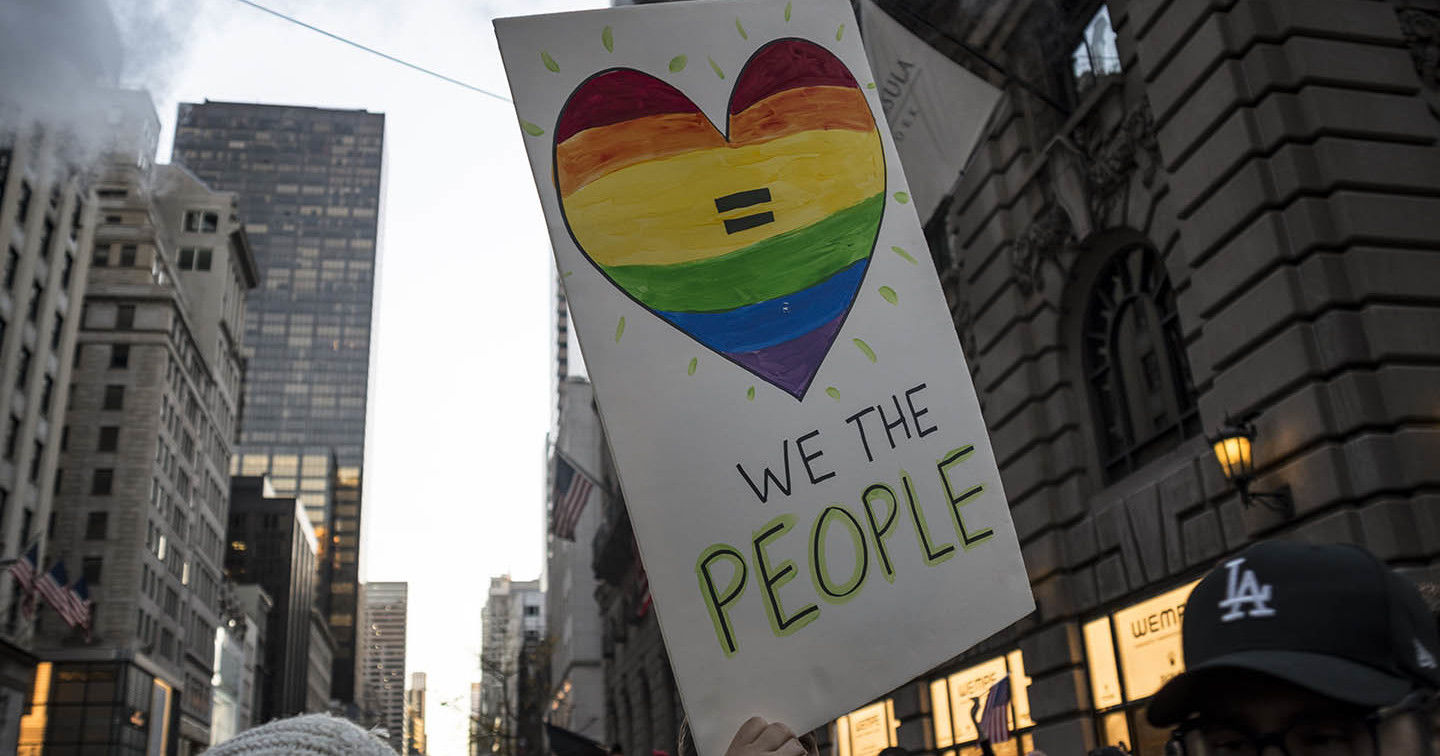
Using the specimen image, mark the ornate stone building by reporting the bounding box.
[819,1,1440,755]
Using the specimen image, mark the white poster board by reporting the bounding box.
[857,0,1002,221]
[495,3,1033,755]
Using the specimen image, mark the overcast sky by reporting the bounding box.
[107,0,607,750]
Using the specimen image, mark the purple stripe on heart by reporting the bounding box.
[724,313,846,398]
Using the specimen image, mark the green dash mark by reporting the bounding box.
[891,245,918,265]
[602,26,614,52]
[836,24,845,40]
[519,119,545,137]
[747,386,755,400]
[687,357,698,376]
[562,270,573,278]
[736,17,748,39]
[879,286,898,304]
[709,57,725,79]
[615,316,625,343]
[853,338,877,363]
[669,55,688,72]
[866,82,876,89]
[784,2,792,21]
[541,51,560,72]
[826,387,841,400]
[894,191,910,204]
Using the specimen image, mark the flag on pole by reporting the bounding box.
[8,544,38,619]
[979,676,1012,744]
[68,577,93,640]
[857,0,1003,222]
[551,453,597,541]
[37,561,87,628]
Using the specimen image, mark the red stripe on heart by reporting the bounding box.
[728,38,860,115]
[556,69,702,142]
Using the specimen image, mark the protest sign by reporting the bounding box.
[495,3,1033,755]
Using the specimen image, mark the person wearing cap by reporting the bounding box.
[1147,540,1440,755]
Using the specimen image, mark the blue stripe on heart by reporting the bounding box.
[654,260,868,353]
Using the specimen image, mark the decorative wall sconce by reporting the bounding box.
[1211,418,1293,517]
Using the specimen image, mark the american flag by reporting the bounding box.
[37,561,87,628]
[8,545,37,618]
[979,677,1012,744]
[551,454,597,541]
[69,577,93,639]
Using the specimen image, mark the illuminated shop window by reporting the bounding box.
[1082,580,1200,752]
[834,700,897,756]
[927,653,1034,756]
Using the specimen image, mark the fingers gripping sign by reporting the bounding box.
[728,719,807,756]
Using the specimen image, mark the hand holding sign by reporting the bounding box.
[726,718,807,756]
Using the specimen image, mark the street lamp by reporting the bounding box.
[1211,418,1292,516]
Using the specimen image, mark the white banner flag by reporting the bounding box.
[858,0,1002,221]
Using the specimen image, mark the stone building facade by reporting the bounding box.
[30,90,257,754]
[820,1,1440,755]
[591,456,682,756]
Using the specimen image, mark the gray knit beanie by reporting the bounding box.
[206,713,398,755]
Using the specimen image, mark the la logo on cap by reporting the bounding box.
[1218,557,1275,622]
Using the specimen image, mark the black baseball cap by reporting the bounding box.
[1147,540,1440,725]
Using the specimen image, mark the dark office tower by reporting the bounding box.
[172,102,383,705]
[225,476,317,720]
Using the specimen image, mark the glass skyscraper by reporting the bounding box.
[172,101,383,705]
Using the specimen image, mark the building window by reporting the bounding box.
[110,344,129,368]
[85,512,108,540]
[39,219,54,259]
[115,304,135,330]
[3,415,17,461]
[119,244,137,267]
[103,385,125,410]
[92,243,109,268]
[29,441,42,482]
[26,283,41,322]
[98,426,119,452]
[184,210,219,233]
[15,348,30,390]
[60,252,74,288]
[49,313,63,351]
[82,557,103,585]
[1082,244,1199,482]
[91,468,114,495]
[39,376,53,417]
[16,182,30,223]
[90,466,113,495]
[178,248,213,271]
[1071,5,1121,95]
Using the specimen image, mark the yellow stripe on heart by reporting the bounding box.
[562,127,883,268]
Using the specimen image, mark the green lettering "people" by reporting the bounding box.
[694,445,994,656]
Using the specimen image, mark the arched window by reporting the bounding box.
[1082,244,1199,482]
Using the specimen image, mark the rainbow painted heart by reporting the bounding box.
[555,38,885,398]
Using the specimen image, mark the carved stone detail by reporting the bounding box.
[1073,99,1161,225]
[1398,8,1440,92]
[1010,203,1074,295]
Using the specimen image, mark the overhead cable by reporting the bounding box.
[229,0,513,104]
